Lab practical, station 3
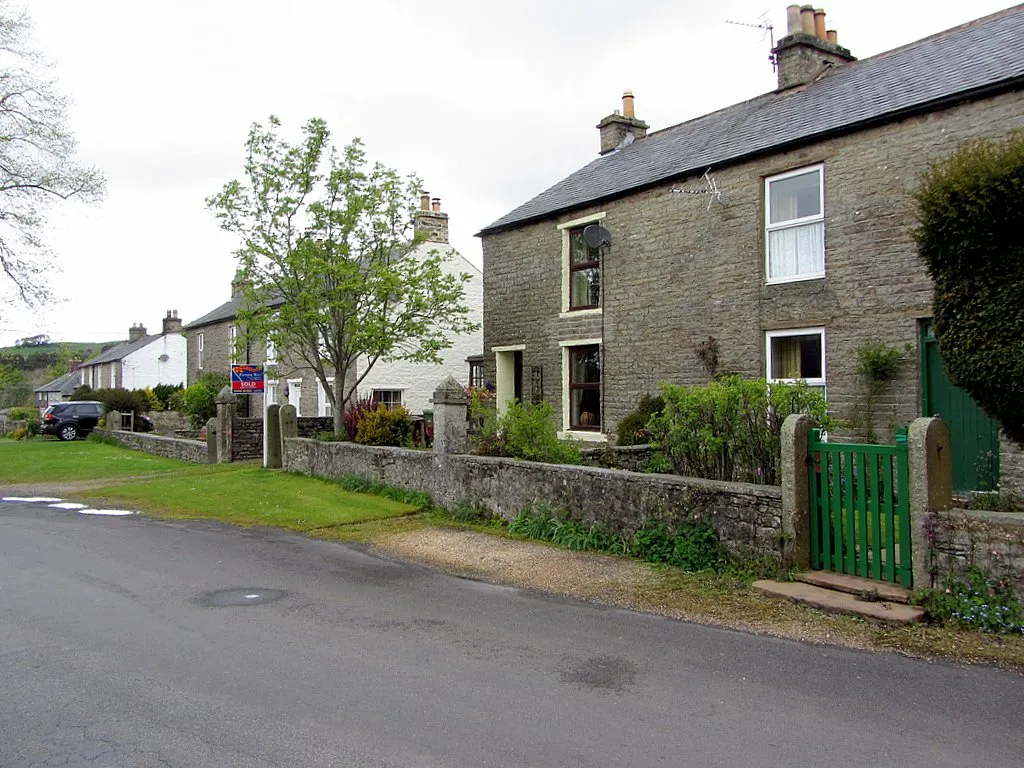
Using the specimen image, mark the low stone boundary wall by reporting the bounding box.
[284,437,784,562]
[95,428,208,464]
[232,417,263,460]
[298,417,335,438]
[926,508,1024,594]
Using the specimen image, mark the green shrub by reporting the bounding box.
[315,431,349,442]
[616,394,664,446]
[152,383,184,410]
[646,376,832,484]
[7,406,37,421]
[918,568,1024,635]
[7,426,29,440]
[177,373,229,428]
[343,398,376,441]
[915,131,1024,443]
[336,474,431,508]
[355,405,413,447]
[472,400,582,465]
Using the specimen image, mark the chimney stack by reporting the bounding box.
[231,269,249,299]
[596,90,649,155]
[128,323,147,343]
[162,309,182,335]
[413,191,449,244]
[772,4,855,90]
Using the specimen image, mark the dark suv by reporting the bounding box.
[40,401,105,441]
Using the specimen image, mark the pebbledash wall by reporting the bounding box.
[283,438,785,561]
[95,428,208,464]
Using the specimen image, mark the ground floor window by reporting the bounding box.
[371,389,403,411]
[568,345,601,430]
[318,377,335,418]
[467,355,484,389]
[286,378,303,416]
[765,328,825,388]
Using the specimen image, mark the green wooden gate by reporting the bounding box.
[920,321,1000,493]
[808,429,912,587]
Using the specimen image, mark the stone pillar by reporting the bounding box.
[780,413,814,571]
[432,376,468,455]
[908,417,953,589]
[215,385,237,464]
[264,403,282,469]
[279,403,298,440]
[108,410,121,432]
[206,417,218,464]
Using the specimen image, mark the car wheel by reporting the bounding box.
[58,424,78,441]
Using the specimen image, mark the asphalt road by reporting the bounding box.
[1,500,1022,768]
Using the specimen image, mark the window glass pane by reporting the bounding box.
[770,334,822,380]
[769,170,821,224]
[570,229,599,265]
[571,347,600,384]
[570,267,600,308]
[571,388,601,428]
[767,221,824,279]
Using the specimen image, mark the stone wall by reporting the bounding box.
[150,410,188,436]
[926,508,1024,596]
[999,435,1024,497]
[481,89,1024,448]
[232,417,263,460]
[581,444,653,472]
[284,437,784,562]
[95,428,208,464]
[297,417,335,438]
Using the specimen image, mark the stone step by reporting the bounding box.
[794,571,913,604]
[752,580,925,625]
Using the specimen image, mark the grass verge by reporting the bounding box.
[79,467,421,531]
[0,438,200,483]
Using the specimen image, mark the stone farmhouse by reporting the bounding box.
[76,312,186,392]
[183,197,483,419]
[478,4,1024,493]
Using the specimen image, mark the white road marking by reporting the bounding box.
[245,594,261,599]
[3,496,64,503]
[79,509,137,517]
[49,502,88,510]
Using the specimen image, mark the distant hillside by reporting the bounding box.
[0,341,122,371]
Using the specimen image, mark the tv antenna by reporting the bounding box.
[726,12,776,70]
[671,169,727,211]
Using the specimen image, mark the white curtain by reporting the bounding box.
[768,221,824,280]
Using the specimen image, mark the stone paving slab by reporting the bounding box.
[752,580,925,625]
[795,571,913,604]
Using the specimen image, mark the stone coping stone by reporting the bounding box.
[752,580,924,625]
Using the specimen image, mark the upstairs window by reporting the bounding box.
[229,326,238,365]
[568,227,601,310]
[765,165,824,283]
[197,333,204,370]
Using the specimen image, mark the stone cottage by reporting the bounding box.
[477,4,1024,493]
[77,312,186,392]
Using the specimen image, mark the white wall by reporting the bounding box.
[353,246,483,416]
[121,334,187,390]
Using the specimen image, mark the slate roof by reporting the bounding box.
[183,293,286,330]
[480,5,1024,234]
[34,370,81,396]
[81,335,159,366]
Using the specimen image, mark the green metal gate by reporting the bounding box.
[808,428,912,587]
[920,320,1000,493]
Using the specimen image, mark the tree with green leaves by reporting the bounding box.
[915,131,1024,444]
[0,3,104,311]
[207,116,477,434]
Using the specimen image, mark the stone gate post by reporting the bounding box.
[781,413,814,571]
[908,417,953,589]
[215,386,237,464]
[264,403,282,469]
[432,376,468,455]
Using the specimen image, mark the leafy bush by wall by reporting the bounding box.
[915,131,1024,444]
[355,404,413,447]
[647,376,831,485]
[471,399,582,465]
[616,394,664,446]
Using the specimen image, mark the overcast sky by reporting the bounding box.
[0,0,1015,346]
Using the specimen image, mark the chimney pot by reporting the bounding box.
[813,9,826,39]
[622,90,635,118]
[431,197,441,213]
[786,4,802,35]
[419,192,430,211]
[800,5,815,35]
[826,29,837,44]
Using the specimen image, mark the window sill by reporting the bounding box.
[769,378,826,388]
[765,273,825,286]
[559,307,603,319]
[559,430,607,443]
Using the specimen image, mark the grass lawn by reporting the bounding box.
[0,438,200,483]
[79,467,421,531]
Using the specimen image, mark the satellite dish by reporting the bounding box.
[582,224,612,248]
[158,354,169,362]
